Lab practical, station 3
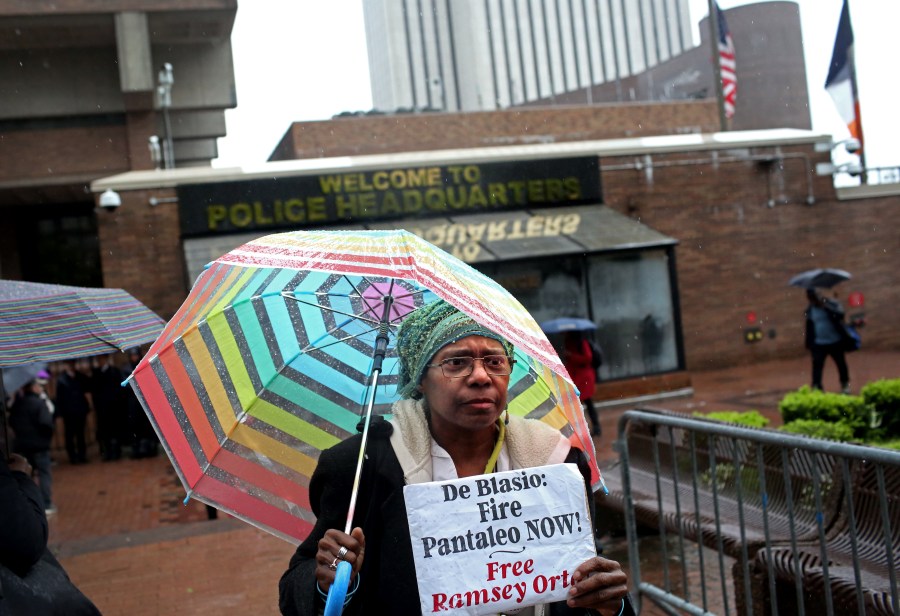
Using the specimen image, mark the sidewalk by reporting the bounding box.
[49,351,898,615]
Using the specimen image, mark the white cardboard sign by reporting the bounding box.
[404,463,596,615]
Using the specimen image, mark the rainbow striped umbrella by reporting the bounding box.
[0,280,165,367]
[129,230,598,545]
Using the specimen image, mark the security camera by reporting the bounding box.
[843,138,861,154]
[98,189,122,211]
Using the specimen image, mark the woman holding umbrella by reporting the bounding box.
[805,289,852,393]
[279,300,632,615]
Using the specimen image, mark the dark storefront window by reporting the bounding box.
[478,248,681,381]
[586,249,679,380]
[15,203,102,287]
[482,256,588,324]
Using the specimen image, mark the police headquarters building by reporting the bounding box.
[90,119,900,402]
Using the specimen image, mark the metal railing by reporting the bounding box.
[612,410,900,616]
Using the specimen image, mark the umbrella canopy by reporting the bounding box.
[129,230,597,544]
[1,362,48,394]
[788,268,851,290]
[540,317,597,334]
[0,280,166,367]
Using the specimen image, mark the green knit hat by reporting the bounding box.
[395,299,514,399]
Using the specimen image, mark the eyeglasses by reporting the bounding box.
[426,355,516,378]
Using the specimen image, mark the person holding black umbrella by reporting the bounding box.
[805,289,852,394]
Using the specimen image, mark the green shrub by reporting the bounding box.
[693,410,770,428]
[780,419,854,441]
[699,462,761,495]
[873,439,900,451]
[861,379,900,438]
[778,386,870,438]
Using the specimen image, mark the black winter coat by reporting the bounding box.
[9,392,54,454]
[279,419,633,616]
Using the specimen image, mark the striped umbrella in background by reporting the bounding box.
[0,280,166,366]
[0,279,165,459]
[128,229,598,545]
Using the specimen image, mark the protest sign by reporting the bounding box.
[404,463,595,615]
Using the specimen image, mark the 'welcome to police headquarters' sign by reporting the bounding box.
[176,157,600,237]
[404,464,595,615]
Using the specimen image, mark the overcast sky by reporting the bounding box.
[215,0,898,172]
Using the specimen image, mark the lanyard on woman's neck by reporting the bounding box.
[483,416,507,474]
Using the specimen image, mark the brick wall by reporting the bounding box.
[96,188,189,321]
[598,147,900,369]
[102,106,900,372]
[0,124,131,182]
[273,100,720,160]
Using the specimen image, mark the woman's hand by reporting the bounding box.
[566,556,629,614]
[314,527,366,592]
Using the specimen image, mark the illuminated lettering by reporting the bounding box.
[403,191,423,214]
[526,215,544,237]
[506,220,526,240]
[230,203,253,228]
[335,194,357,219]
[424,224,447,245]
[358,192,377,217]
[308,196,326,222]
[446,186,467,209]
[318,175,343,193]
[207,204,227,230]
[544,215,563,235]
[381,192,402,215]
[561,213,580,233]
[445,224,467,245]
[253,201,273,225]
[424,188,447,211]
[508,181,527,203]
[466,223,487,242]
[527,180,545,203]
[468,185,488,207]
[487,221,507,241]
[488,183,508,206]
[563,177,581,199]
[284,199,304,223]
[545,179,564,201]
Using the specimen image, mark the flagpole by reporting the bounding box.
[707,0,728,132]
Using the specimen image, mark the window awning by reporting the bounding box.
[366,204,677,263]
[183,204,677,280]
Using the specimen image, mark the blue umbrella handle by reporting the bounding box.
[324,560,353,616]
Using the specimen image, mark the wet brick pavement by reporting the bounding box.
[43,351,898,615]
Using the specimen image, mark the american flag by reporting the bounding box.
[716,3,737,119]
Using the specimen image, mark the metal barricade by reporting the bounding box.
[610,409,900,616]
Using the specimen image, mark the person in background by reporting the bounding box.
[91,354,125,461]
[0,453,102,614]
[124,347,158,459]
[563,331,601,436]
[805,289,851,394]
[9,377,57,515]
[1,454,47,578]
[279,299,632,615]
[55,361,92,464]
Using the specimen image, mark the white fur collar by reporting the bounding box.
[388,398,571,484]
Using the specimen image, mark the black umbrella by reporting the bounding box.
[788,268,851,290]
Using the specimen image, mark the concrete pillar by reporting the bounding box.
[115,12,154,99]
[114,12,158,170]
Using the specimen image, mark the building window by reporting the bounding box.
[478,247,681,381]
